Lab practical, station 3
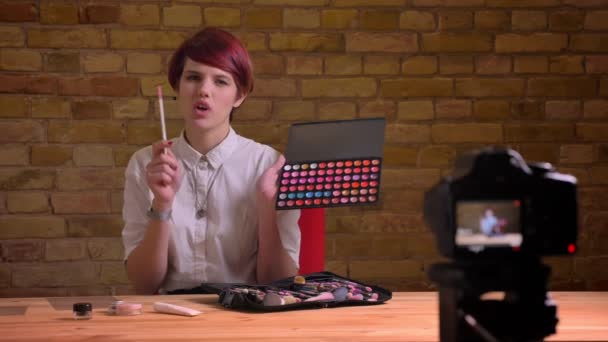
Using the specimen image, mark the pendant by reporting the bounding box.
[196,208,205,219]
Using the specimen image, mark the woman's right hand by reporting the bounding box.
[146,141,182,211]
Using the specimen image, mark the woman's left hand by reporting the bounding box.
[257,154,285,208]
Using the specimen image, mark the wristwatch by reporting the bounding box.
[147,207,172,221]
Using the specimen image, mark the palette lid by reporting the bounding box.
[285,118,386,162]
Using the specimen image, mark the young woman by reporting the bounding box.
[122,28,300,294]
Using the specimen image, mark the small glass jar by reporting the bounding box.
[107,300,124,315]
[115,302,143,316]
[73,302,92,320]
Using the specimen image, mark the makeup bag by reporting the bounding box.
[169,271,392,312]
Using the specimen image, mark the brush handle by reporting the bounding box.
[157,86,168,141]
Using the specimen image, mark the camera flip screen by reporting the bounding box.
[455,200,523,251]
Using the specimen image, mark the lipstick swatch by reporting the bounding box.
[276,158,382,209]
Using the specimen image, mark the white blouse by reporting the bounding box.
[122,128,301,293]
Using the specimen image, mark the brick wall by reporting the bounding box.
[0,0,607,296]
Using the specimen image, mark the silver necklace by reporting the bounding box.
[189,157,223,219]
[190,158,207,219]
[183,131,227,220]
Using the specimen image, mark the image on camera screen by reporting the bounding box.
[455,200,523,251]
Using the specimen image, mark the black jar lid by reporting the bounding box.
[73,302,92,313]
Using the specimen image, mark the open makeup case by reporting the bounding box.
[169,272,392,312]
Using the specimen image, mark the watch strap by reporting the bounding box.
[147,207,172,221]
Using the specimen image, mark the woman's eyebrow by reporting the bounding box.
[183,70,231,79]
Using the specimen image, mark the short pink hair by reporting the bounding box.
[168,27,254,99]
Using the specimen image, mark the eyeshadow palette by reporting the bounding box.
[276,118,386,210]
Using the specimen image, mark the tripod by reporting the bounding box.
[428,257,558,342]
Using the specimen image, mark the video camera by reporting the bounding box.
[424,146,578,260]
[423,147,579,342]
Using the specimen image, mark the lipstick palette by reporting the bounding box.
[276,118,386,210]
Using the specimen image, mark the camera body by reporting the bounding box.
[424,147,578,261]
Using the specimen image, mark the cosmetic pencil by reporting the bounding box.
[157,85,168,153]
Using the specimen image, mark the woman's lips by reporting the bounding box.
[193,101,211,117]
[193,106,209,117]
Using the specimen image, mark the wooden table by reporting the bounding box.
[0,292,606,341]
